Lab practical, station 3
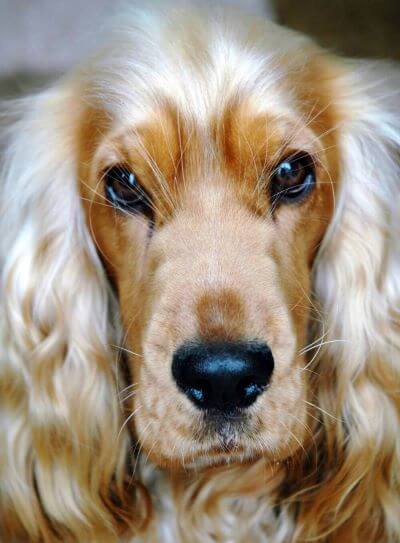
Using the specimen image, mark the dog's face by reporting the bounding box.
[79,19,339,469]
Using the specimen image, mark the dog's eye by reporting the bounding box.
[104,165,152,217]
[271,153,316,203]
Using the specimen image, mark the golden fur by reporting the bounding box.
[1,3,399,542]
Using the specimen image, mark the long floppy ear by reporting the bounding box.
[302,60,400,541]
[0,85,146,542]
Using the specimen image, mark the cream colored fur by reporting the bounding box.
[1,3,399,542]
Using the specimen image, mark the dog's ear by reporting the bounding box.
[306,59,400,540]
[0,85,147,542]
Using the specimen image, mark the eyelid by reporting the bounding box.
[274,150,317,171]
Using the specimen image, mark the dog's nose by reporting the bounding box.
[172,341,274,412]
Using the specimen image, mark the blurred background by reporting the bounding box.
[0,0,399,99]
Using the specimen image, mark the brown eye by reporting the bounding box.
[104,165,153,218]
[271,152,316,203]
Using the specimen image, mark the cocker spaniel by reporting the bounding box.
[1,2,399,542]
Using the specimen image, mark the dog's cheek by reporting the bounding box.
[256,364,308,459]
[133,370,195,466]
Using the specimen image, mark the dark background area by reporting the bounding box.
[276,0,400,59]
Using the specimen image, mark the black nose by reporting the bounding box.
[172,341,274,412]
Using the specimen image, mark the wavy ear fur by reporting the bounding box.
[301,59,400,542]
[0,84,143,542]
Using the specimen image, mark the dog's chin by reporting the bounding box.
[139,425,294,472]
[136,404,304,471]
[143,442,262,472]
[184,446,263,471]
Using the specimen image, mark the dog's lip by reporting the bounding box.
[183,446,260,470]
[205,408,246,421]
[179,434,256,468]
[138,438,256,471]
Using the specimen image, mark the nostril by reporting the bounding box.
[187,387,204,405]
[237,376,267,408]
[186,379,210,408]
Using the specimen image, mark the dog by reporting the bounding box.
[1,2,399,542]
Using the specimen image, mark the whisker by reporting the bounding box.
[302,399,343,422]
[299,338,350,356]
[111,344,143,357]
[117,404,143,442]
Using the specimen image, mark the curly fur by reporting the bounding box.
[1,3,399,542]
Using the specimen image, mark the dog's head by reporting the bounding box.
[80,21,338,467]
[1,4,399,542]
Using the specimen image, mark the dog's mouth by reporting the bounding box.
[199,409,251,448]
[135,397,303,470]
[135,402,264,470]
[182,428,261,470]
[196,432,254,467]
[167,410,263,469]
[184,446,259,470]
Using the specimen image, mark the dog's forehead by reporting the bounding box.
[97,98,319,196]
[87,7,309,127]
[86,7,333,202]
